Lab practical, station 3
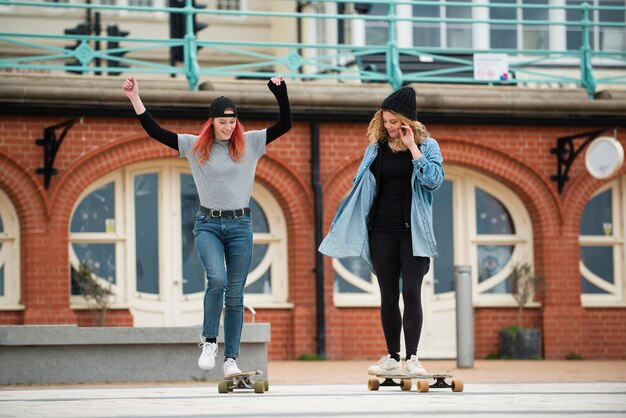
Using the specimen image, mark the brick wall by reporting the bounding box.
[474,308,542,358]
[1,114,625,360]
[75,310,133,327]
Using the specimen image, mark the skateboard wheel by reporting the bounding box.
[254,381,265,394]
[263,380,269,391]
[400,379,412,391]
[217,380,229,394]
[417,379,430,393]
[451,379,464,392]
[367,379,380,391]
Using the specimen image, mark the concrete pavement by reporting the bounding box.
[1,360,626,418]
[2,382,625,418]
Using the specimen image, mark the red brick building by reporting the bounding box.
[1,74,625,360]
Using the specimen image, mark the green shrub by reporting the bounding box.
[75,260,114,326]
[565,352,584,360]
[297,353,325,361]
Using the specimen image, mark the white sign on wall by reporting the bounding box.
[473,53,510,81]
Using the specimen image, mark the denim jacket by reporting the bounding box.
[318,137,444,273]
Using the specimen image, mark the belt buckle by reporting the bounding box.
[210,209,221,217]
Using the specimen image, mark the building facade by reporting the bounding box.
[0,75,625,360]
[1,1,625,361]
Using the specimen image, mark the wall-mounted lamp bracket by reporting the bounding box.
[35,118,79,189]
[550,128,610,194]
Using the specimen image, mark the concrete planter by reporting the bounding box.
[498,327,542,359]
[0,324,270,385]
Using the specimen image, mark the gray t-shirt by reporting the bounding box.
[178,130,266,210]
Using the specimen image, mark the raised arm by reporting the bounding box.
[265,75,292,144]
[122,76,178,151]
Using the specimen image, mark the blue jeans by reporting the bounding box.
[193,211,253,358]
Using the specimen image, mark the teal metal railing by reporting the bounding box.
[0,0,624,97]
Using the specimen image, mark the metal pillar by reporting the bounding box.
[455,265,474,368]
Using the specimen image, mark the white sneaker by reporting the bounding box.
[223,358,242,377]
[367,355,402,375]
[406,355,427,376]
[197,342,218,370]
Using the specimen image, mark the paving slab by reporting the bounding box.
[1,382,625,418]
[2,360,626,418]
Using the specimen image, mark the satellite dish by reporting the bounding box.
[585,136,624,179]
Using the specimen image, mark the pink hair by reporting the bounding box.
[192,115,246,163]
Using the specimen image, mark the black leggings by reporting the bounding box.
[369,229,430,358]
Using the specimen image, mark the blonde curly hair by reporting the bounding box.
[366,109,429,148]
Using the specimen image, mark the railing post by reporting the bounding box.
[579,2,596,99]
[184,0,199,90]
[455,265,474,368]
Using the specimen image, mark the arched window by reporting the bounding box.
[438,166,534,305]
[579,176,625,306]
[69,173,125,306]
[69,160,290,325]
[246,182,289,306]
[0,188,20,309]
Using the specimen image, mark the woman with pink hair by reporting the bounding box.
[123,75,291,376]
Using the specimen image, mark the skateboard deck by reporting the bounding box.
[218,370,268,394]
[368,373,463,392]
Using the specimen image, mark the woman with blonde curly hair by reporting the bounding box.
[320,86,444,377]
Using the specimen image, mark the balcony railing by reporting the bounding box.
[0,0,624,98]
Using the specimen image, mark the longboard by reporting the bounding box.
[218,370,268,394]
[367,373,463,392]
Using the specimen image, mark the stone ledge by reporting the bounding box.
[2,73,626,119]
[0,324,270,345]
[0,324,270,385]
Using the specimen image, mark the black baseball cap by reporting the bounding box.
[209,96,237,118]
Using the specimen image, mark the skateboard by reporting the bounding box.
[367,373,464,393]
[217,370,269,394]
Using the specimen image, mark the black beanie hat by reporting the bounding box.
[209,96,237,118]
[380,87,417,120]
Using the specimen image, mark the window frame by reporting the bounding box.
[213,0,246,21]
[455,167,535,307]
[69,172,128,310]
[245,182,291,308]
[579,178,626,307]
[353,0,625,53]
[0,188,21,310]
[216,0,243,11]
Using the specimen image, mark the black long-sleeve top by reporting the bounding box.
[136,80,292,151]
[369,143,413,231]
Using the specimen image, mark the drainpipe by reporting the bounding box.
[311,121,326,358]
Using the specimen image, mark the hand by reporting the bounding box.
[122,75,139,100]
[400,124,416,150]
[270,75,285,86]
